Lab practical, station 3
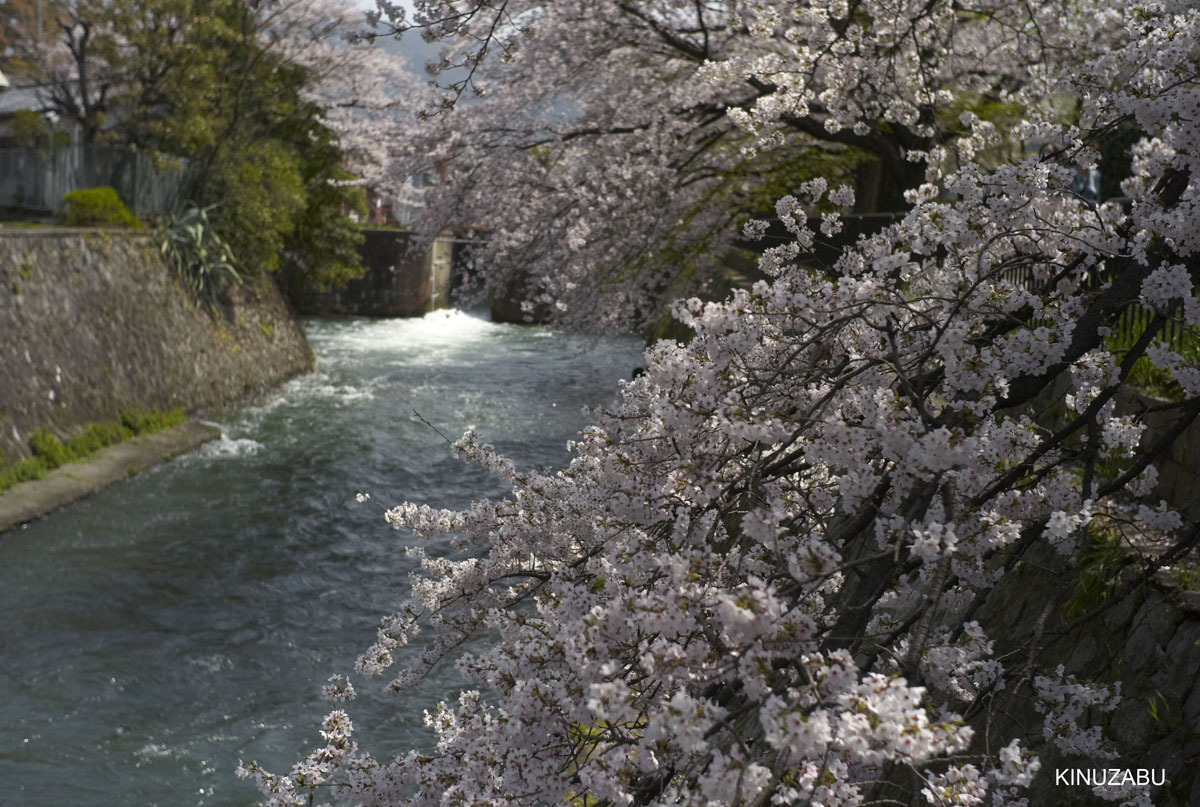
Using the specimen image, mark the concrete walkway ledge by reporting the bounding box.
[0,420,222,534]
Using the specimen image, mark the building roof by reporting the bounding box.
[0,83,52,117]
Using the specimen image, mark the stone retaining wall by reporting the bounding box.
[972,542,1200,805]
[0,229,311,463]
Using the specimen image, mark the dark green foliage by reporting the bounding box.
[343,184,369,224]
[9,110,72,156]
[1105,305,1200,401]
[32,1,365,302]
[0,457,50,489]
[10,109,48,149]
[65,421,132,456]
[1063,524,1132,618]
[278,162,367,303]
[61,187,142,228]
[0,409,188,493]
[172,3,365,299]
[206,143,305,277]
[118,408,187,434]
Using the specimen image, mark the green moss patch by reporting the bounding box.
[0,220,50,229]
[0,409,187,493]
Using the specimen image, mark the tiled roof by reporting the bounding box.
[0,84,52,117]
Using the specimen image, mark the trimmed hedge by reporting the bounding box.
[61,186,142,228]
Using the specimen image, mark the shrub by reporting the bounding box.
[0,458,50,490]
[11,110,48,150]
[28,429,69,468]
[118,408,187,434]
[61,186,142,228]
[64,422,133,456]
[207,143,304,276]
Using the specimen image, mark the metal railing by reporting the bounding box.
[0,145,187,217]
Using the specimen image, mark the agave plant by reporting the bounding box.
[159,205,241,305]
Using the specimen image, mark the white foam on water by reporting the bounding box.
[270,370,379,408]
[306,382,376,402]
[134,743,183,766]
[316,309,513,364]
[195,434,264,459]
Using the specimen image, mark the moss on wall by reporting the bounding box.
[0,408,187,491]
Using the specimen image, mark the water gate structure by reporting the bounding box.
[302,229,462,317]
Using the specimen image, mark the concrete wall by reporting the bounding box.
[302,230,453,317]
[0,229,311,463]
[948,373,1200,803]
[1124,389,1200,523]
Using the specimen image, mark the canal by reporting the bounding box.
[0,311,644,806]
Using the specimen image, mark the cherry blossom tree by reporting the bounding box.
[255,0,427,180]
[242,1,1200,805]
[13,0,418,178]
[370,0,1129,330]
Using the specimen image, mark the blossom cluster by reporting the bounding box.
[370,0,1153,332]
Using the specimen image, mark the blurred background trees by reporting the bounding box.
[0,0,412,302]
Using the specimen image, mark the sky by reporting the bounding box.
[351,0,448,78]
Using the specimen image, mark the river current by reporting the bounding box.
[0,311,644,806]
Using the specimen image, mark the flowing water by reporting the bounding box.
[0,311,644,806]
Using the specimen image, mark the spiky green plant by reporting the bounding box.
[160,205,241,305]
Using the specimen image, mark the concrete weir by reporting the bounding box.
[303,230,455,316]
